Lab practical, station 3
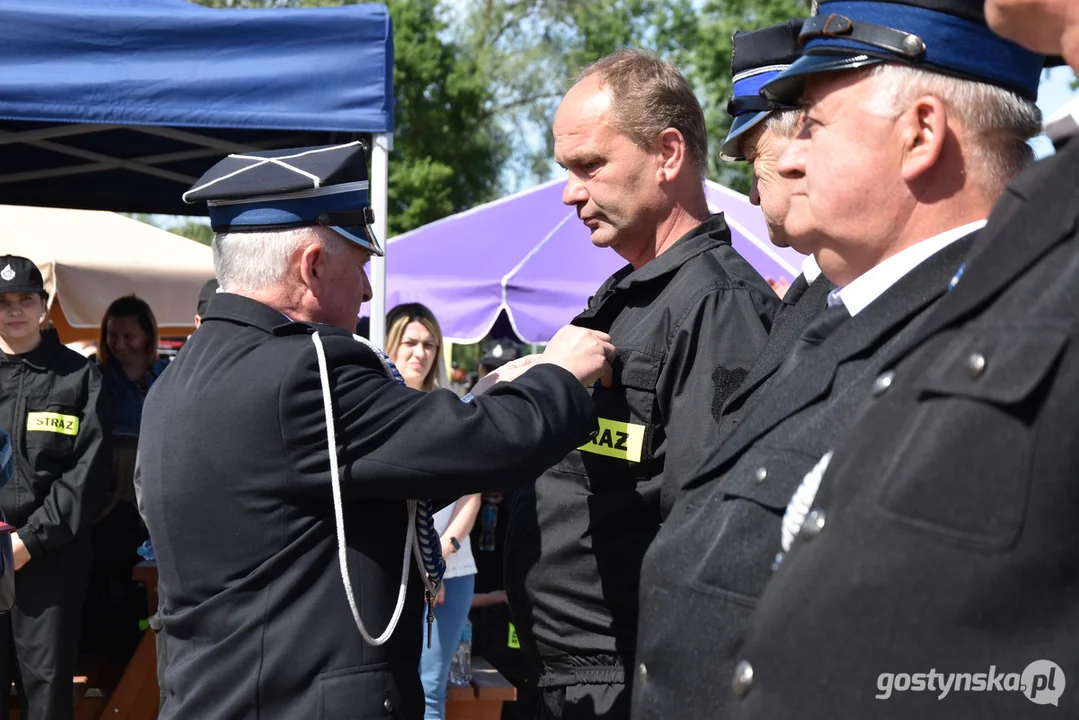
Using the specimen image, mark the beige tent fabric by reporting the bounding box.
[0,205,213,329]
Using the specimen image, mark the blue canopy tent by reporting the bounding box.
[0,0,397,340]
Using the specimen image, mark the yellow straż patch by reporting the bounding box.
[26,412,79,436]
[578,418,645,463]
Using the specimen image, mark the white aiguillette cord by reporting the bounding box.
[311,331,441,646]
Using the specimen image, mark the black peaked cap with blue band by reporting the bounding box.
[760,0,1045,107]
[721,19,805,162]
[183,141,383,256]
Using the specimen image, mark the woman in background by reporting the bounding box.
[90,294,167,662]
[387,303,480,720]
[0,255,109,720]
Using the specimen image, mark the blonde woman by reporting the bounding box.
[387,304,479,720]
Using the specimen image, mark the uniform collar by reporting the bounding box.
[833,220,986,317]
[802,254,822,283]
[200,293,309,335]
[0,329,62,370]
[607,214,732,292]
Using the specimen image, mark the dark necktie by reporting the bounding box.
[777,301,851,377]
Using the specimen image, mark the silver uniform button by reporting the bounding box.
[801,509,826,540]
[732,660,754,698]
[872,370,895,397]
[384,698,394,712]
[968,352,987,378]
[755,467,768,484]
[639,662,648,685]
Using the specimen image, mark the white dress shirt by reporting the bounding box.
[833,220,987,317]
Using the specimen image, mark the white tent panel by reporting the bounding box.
[0,205,213,328]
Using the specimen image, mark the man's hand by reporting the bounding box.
[11,532,30,571]
[537,326,615,387]
[767,276,792,299]
[469,355,542,396]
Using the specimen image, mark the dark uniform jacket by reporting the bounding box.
[632,236,972,720]
[0,329,109,558]
[725,139,1079,719]
[137,294,598,720]
[657,272,833,519]
[504,215,779,692]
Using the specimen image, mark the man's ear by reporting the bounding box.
[900,95,948,183]
[298,242,325,297]
[656,127,689,184]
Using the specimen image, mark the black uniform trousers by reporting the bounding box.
[0,541,91,720]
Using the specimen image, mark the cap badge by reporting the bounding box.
[492,345,504,358]
[0,265,15,282]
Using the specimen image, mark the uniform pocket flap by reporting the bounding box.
[316,663,400,719]
[917,326,1068,405]
[614,348,661,390]
[715,447,820,510]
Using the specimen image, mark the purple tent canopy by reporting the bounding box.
[374,179,806,343]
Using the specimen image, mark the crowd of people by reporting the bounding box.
[3,0,1079,718]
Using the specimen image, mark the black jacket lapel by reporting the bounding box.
[723,275,834,413]
[711,235,973,470]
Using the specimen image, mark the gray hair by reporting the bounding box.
[763,108,803,141]
[864,64,1042,199]
[212,226,345,293]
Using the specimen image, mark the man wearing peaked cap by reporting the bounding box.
[719,19,835,332]
[712,2,1079,718]
[629,21,846,719]
[136,141,617,720]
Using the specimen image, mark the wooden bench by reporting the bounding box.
[446,656,518,720]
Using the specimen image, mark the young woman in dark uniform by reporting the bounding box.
[0,255,110,720]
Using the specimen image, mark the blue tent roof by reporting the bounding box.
[0,0,393,215]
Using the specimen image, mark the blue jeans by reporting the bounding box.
[419,573,475,720]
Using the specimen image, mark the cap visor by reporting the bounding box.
[330,224,383,257]
[761,53,883,105]
[720,111,772,162]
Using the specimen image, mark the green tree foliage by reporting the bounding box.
[694,0,812,191]
[187,0,815,218]
[192,0,507,236]
[169,221,215,246]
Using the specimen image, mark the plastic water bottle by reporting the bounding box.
[448,620,473,686]
[478,497,498,553]
[137,540,155,562]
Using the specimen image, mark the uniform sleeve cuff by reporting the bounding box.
[16,528,44,559]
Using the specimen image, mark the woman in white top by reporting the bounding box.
[385,304,480,720]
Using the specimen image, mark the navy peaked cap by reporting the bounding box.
[183,141,382,256]
[721,19,806,161]
[761,0,1046,105]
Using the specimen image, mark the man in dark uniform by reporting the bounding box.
[137,141,616,720]
[718,19,832,333]
[631,4,1048,718]
[503,50,779,719]
[724,1,1079,717]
